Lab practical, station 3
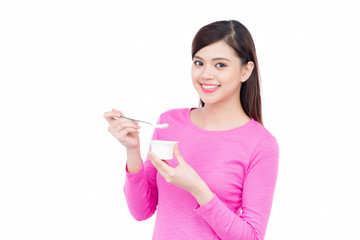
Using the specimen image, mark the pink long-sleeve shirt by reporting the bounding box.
[124,108,279,240]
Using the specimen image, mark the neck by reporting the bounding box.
[198,100,250,131]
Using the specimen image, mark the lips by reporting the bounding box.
[200,83,220,93]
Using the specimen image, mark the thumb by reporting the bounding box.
[173,143,185,164]
[112,108,121,113]
[112,108,123,116]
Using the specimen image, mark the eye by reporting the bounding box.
[215,63,226,68]
[194,60,203,66]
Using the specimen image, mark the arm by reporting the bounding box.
[123,117,162,221]
[124,157,159,221]
[105,109,160,221]
[194,137,279,240]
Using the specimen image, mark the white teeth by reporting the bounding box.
[202,85,219,89]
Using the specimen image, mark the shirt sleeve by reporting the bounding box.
[123,116,162,221]
[194,136,279,240]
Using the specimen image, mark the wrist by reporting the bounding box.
[126,145,140,155]
[191,180,214,207]
[126,146,142,173]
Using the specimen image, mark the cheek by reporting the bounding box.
[191,67,201,82]
[225,71,242,85]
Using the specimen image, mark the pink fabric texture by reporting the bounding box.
[124,108,279,240]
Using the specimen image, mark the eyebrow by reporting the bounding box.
[193,55,231,62]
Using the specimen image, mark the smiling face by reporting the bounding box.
[191,40,251,107]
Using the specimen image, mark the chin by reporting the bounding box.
[200,98,217,106]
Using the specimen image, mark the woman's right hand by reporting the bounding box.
[103,108,141,149]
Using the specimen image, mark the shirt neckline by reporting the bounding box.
[186,107,255,134]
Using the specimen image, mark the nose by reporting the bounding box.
[200,65,215,80]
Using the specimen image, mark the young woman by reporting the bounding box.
[104,20,279,240]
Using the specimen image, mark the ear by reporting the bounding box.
[240,61,255,83]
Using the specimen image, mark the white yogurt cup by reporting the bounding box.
[150,140,179,160]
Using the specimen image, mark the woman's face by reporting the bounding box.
[191,40,250,107]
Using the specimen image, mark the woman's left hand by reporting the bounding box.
[148,144,204,194]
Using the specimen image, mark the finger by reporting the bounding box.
[109,115,139,128]
[161,160,170,166]
[104,110,122,123]
[113,127,140,138]
[111,120,140,132]
[173,144,185,165]
[111,124,140,137]
[148,151,172,175]
[111,115,139,128]
[112,108,123,115]
[115,127,139,139]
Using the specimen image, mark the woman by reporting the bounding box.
[104,20,279,240]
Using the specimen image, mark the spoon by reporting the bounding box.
[120,116,169,129]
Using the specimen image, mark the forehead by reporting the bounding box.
[195,40,238,60]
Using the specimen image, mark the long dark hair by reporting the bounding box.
[191,20,263,125]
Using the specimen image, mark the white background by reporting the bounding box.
[1,0,360,239]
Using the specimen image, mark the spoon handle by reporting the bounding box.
[120,116,153,126]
